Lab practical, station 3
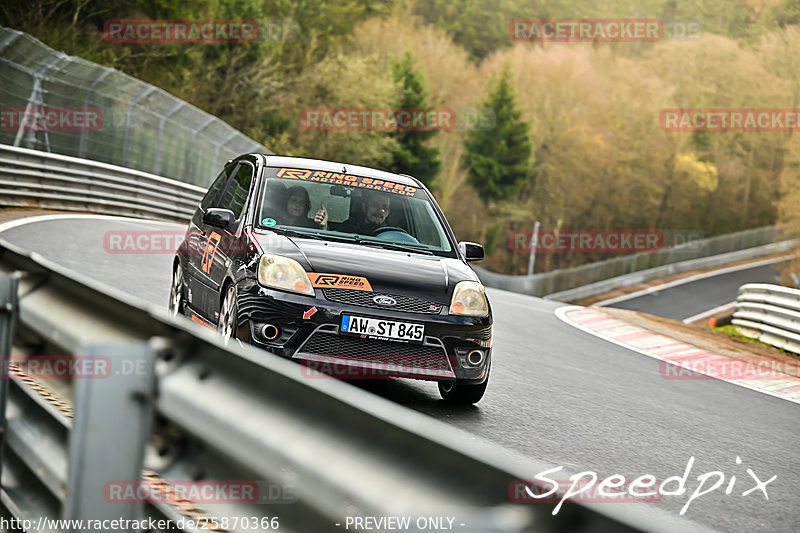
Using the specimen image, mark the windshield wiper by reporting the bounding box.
[352,237,434,255]
[266,227,434,254]
[266,227,326,240]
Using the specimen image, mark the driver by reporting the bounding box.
[340,190,391,234]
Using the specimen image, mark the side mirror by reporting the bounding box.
[459,241,484,262]
[203,208,235,229]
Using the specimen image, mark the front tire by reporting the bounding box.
[169,265,184,316]
[438,377,488,404]
[217,285,238,344]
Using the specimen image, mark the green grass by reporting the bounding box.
[712,324,794,356]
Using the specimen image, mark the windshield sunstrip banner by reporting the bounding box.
[276,168,423,197]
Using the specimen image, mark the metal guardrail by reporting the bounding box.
[475,227,792,300]
[0,143,204,223]
[3,140,790,299]
[0,27,268,187]
[545,243,797,303]
[0,238,649,533]
[733,283,800,355]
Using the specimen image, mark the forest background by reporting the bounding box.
[4,0,800,275]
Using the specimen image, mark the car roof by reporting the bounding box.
[259,154,422,187]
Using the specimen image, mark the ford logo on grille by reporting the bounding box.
[372,295,396,306]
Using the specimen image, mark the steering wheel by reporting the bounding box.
[371,226,410,236]
[371,226,420,244]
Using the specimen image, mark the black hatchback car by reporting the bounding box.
[169,154,492,403]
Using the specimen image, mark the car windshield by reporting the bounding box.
[256,167,454,255]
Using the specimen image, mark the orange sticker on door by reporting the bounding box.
[201,232,221,273]
[307,273,373,291]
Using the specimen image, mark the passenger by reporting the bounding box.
[339,190,391,234]
[284,186,328,230]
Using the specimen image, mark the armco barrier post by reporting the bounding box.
[0,274,19,484]
[64,342,156,529]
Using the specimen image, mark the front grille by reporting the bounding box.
[295,331,451,372]
[323,288,443,314]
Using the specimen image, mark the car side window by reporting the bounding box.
[218,162,255,219]
[200,166,233,211]
[407,198,444,248]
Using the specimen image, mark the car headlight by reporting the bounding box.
[449,281,489,317]
[257,255,314,296]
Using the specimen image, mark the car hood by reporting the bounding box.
[251,230,478,301]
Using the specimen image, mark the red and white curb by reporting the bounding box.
[555,305,800,406]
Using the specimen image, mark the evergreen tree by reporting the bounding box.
[390,50,441,189]
[463,64,531,208]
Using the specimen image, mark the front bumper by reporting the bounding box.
[236,278,492,383]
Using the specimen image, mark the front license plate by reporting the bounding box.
[340,314,424,343]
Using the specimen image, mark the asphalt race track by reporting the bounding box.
[2,215,798,533]
[602,262,788,321]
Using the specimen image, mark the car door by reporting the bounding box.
[184,163,233,316]
[201,159,257,321]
